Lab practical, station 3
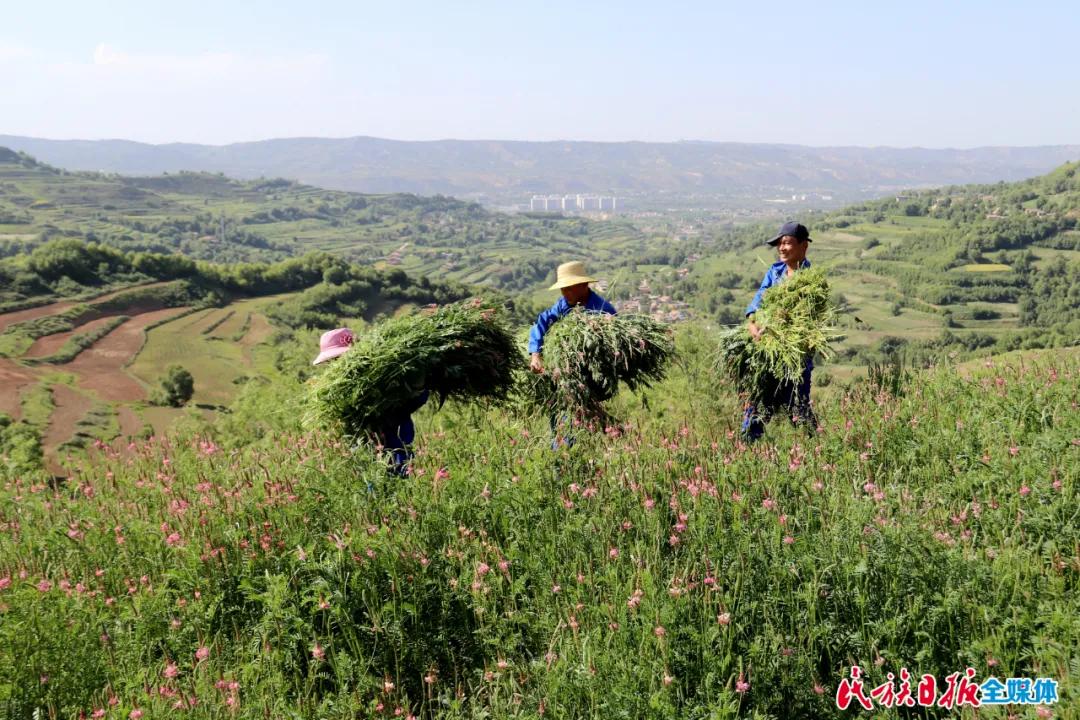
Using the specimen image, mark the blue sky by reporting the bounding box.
[2,0,1077,147]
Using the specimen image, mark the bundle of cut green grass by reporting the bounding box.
[518,309,675,418]
[305,299,521,437]
[716,266,839,400]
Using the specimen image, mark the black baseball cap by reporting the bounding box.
[767,221,812,246]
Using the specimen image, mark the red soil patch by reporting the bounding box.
[0,358,36,420]
[0,301,77,334]
[0,282,178,334]
[66,307,190,403]
[22,316,121,359]
[44,383,93,474]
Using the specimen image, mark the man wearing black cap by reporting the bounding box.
[741,221,818,441]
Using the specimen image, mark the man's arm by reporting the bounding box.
[527,302,565,372]
[745,270,774,340]
[745,270,774,318]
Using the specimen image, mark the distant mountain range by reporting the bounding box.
[2,135,1078,206]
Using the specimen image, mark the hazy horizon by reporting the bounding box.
[6,132,1080,153]
[4,0,1079,147]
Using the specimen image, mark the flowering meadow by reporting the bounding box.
[0,341,1077,719]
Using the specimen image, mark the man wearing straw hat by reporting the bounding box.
[528,261,617,448]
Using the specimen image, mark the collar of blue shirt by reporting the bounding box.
[771,258,811,278]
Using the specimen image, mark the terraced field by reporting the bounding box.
[0,290,292,474]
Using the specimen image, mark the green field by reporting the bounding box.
[129,295,289,407]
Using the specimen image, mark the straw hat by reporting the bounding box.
[548,261,597,290]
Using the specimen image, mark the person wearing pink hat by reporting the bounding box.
[312,327,355,366]
[312,327,429,477]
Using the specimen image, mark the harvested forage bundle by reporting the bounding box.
[305,298,521,437]
[716,266,839,400]
[519,309,675,418]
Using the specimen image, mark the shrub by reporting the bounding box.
[151,365,195,407]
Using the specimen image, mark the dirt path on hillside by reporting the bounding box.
[116,406,143,440]
[44,383,94,474]
[67,307,190,402]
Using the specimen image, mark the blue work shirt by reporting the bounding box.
[745,259,814,371]
[745,259,812,317]
[527,290,617,354]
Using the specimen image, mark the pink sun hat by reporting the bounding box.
[312,327,354,365]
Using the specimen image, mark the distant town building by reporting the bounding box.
[528,193,619,213]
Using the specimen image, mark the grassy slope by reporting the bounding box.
[0,331,1075,718]
[675,161,1080,370]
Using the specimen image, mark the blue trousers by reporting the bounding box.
[378,390,429,477]
[379,416,416,477]
[741,364,816,441]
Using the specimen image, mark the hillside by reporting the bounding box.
[3,134,1078,210]
[0,147,659,293]
[0,152,1076,718]
[1,329,1076,717]
[668,161,1080,368]
[2,146,1077,377]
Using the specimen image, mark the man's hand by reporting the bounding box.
[747,320,763,342]
[530,352,545,374]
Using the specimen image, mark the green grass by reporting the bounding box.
[0,332,32,357]
[18,382,54,428]
[960,263,1011,273]
[129,315,254,407]
[0,335,1075,718]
